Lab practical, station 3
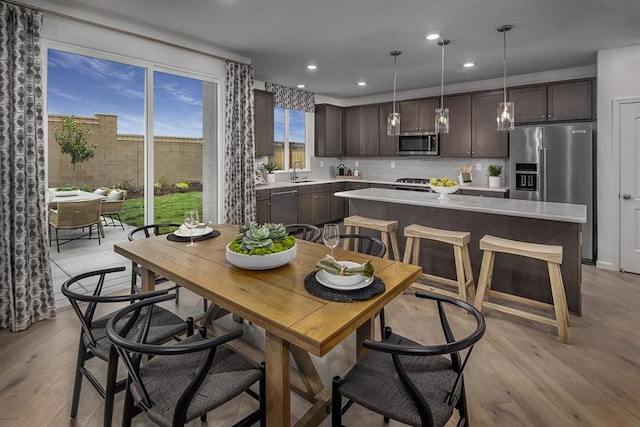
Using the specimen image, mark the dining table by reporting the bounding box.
[114,223,421,426]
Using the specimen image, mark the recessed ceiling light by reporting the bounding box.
[307,64,317,70]
[426,33,440,41]
[297,84,305,88]
[358,81,367,86]
[463,62,475,68]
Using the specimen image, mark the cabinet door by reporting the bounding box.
[314,192,331,224]
[439,94,472,157]
[256,199,271,224]
[472,91,509,158]
[418,98,440,132]
[254,89,274,156]
[346,182,370,190]
[399,100,420,133]
[509,86,547,124]
[379,103,399,157]
[344,107,361,156]
[297,193,314,224]
[330,182,347,221]
[361,105,380,156]
[315,104,343,157]
[547,80,593,122]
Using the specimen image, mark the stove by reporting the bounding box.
[396,178,429,184]
[394,178,432,192]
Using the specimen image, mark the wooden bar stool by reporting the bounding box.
[343,215,400,261]
[402,224,475,302]
[474,235,570,344]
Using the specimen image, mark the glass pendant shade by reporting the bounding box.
[435,108,449,134]
[497,101,514,131]
[387,112,401,136]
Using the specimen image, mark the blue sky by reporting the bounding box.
[47,49,203,138]
[274,107,305,142]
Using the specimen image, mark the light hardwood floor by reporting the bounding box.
[1,265,639,426]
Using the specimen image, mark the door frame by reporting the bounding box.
[612,97,640,271]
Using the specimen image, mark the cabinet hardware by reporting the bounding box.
[542,115,546,119]
[272,190,298,196]
[548,114,553,118]
[623,194,632,200]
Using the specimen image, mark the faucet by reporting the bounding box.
[291,160,303,181]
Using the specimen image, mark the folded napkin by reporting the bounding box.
[315,255,374,278]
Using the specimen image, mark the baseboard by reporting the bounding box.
[596,260,616,271]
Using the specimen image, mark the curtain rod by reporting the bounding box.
[3,0,249,66]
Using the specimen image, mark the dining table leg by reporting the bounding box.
[265,331,291,427]
[356,318,374,360]
[140,267,156,292]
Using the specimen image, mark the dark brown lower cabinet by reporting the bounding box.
[298,184,331,225]
[330,182,347,221]
[256,189,271,224]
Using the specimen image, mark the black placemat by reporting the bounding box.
[166,229,220,242]
[304,271,385,302]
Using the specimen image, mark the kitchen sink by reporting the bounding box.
[292,179,316,183]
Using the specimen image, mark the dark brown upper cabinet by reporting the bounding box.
[509,79,594,124]
[315,104,343,158]
[378,103,399,157]
[344,105,379,157]
[471,91,509,158]
[399,98,440,133]
[438,94,472,157]
[254,89,274,156]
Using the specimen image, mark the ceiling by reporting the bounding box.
[39,0,640,99]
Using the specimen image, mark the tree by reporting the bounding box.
[53,116,96,186]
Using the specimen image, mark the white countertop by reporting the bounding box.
[335,188,587,224]
[256,177,509,192]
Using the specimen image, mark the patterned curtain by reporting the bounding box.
[0,2,56,332]
[265,82,315,112]
[224,61,256,225]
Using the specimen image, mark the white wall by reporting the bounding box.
[596,44,640,270]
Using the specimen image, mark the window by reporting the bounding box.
[270,107,308,171]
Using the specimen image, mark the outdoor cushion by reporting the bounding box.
[106,190,124,200]
[93,188,108,196]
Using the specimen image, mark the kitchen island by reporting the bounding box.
[335,188,587,314]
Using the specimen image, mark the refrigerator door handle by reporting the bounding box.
[543,147,548,201]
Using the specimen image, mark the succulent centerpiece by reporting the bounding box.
[226,223,297,269]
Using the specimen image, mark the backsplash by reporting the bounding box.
[304,157,510,187]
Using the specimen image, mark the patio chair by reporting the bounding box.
[332,291,486,427]
[101,189,127,230]
[62,267,191,427]
[49,198,103,253]
[106,294,265,427]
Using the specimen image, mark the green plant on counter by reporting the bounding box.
[261,160,279,174]
[229,222,296,255]
[488,164,503,177]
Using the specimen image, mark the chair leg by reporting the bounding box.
[259,362,266,427]
[70,338,87,418]
[175,285,180,304]
[332,376,344,427]
[203,298,208,312]
[122,378,135,427]
[102,349,119,427]
[456,378,470,427]
[55,228,60,253]
[378,308,386,339]
[117,213,124,231]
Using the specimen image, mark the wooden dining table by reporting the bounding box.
[114,223,421,426]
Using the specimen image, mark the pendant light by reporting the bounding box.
[435,39,450,134]
[497,24,514,131]
[387,50,402,136]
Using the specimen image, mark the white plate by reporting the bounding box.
[315,270,374,291]
[174,226,213,238]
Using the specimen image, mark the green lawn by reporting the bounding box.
[121,192,203,228]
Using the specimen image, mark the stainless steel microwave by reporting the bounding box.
[398,134,439,156]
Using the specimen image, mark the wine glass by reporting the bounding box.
[184,210,199,247]
[323,224,340,257]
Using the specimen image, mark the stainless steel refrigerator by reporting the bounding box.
[509,122,595,263]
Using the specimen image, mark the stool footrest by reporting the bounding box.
[482,301,559,328]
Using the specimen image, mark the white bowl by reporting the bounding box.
[429,184,459,200]
[225,243,297,270]
[321,261,364,286]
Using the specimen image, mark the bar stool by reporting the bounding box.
[474,235,570,344]
[343,215,401,261]
[402,224,475,302]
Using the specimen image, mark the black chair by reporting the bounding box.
[340,233,387,335]
[285,223,322,242]
[106,294,265,427]
[339,233,386,258]
[62,267,191,427]
[332,291,486,427]
[128,223,208,312]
